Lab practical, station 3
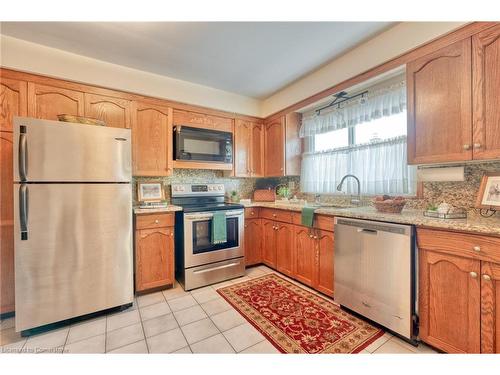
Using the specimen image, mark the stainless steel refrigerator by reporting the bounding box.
[13,117,133,334]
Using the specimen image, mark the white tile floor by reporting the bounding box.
[0,265,438,354]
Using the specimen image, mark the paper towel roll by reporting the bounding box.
[417,166,464,182]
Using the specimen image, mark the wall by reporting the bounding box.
[0,34,261,117]
[262,22,467,116]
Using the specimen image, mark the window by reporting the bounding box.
[299,80,417,196]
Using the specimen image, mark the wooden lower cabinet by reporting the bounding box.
[276,223,294,277]
[481,262,500,353]
[419,249,481,353]
[316,230,334,297]
[134,213,175,293]
[244,218,262,266]
[293,226,316,287]
[261,219,277,267]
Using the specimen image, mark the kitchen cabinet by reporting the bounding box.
[293,226,316,287]
[132,102,172,176]
[0,78,27,131]
[0,131,15,314]
[276,222,294,277]
[316,229,334,297]
[244,218,262,266]
[234,119,264,177]
[134,213,175,293]
[472,24,500,160]
[84,93,131,128]
[417,228,500,353]
[28,82,84,120]
[261,219,277,268]
[173,109,233,132]
[407,39,472,164]
[263,113,301,176]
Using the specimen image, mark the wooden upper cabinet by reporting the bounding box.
[84,93,131,128]
[0,131,15,314]
[1,78,27,131]
[293,225,316,287]
[472,24,500,160]
[276,222,294,277]
[264,117,285,176]
[28,82,84,120]
[173,109,233,132]
[315,229,334,297]
[250,122,265,177]
[284,112,302,176]
[234,119,252,177]
[245,218,262,266]
[407,39,472,164]
[132,102,172,176]
[480,261,500,353]
[419,249,481,353]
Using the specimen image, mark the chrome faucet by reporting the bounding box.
[337,174,361,205]
[314,194,321,205]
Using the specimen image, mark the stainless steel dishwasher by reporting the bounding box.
[334,217,417,342]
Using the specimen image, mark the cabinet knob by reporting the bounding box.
[483,274,491,281]
[473,143,482,149]
[272,213,277,217]
[313,236,318,239]
[244,224,248,228]
[154,219,159,224]
[473,245,481,252]
[170,232,174,237]
[309,234,313,238]
[470,272,478,279]
[463,144,471,150]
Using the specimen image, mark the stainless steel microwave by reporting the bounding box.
[173,126,233,163]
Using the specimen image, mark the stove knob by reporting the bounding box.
[179,186,185,191]
[173,186,178,192]
[208,186,213,191]
[218,186,223,191]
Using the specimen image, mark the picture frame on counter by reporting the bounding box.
[476,172,500,210]
[137,182,165,202]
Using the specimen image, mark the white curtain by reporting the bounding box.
[300,136,417,195]
[300,80,406,137]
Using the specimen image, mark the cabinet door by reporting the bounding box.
[84,93,131,128]
[284,112,302,176]
[407,39,472,164]
[0,132,14,314]
[28,82,84,120]
[135,227,174,292]
[1,78,27,131]
[244,219,262,266]
[234,119,252,177]
[293,226,316,287]
[264,117,285,176]
[419,249,481,353]
[132,102,172,176]
[250,122,264,177]
[261,219,277,268]
[315,230,334,297]
[276,222,294,277]
[480,261,500,353]
[472,25,500,160]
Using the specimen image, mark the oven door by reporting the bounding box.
[183,209,244,268]
[174,126,233,163]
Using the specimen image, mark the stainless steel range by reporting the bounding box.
[171,183,245,290]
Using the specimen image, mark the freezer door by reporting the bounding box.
[14,183,133,332]
[13,117,131,182]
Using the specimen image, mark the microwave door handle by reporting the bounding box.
[19,184,29,240]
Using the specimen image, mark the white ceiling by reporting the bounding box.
[0,22,394,99]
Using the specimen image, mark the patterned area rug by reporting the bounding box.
[217,273,384,353]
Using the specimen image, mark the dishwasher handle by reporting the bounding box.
[357,228,377,235]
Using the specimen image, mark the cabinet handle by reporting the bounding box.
[463,144,471,150]
[473,245,481,252]
[482,274,491,281]
[473,143,482,149]
[470,272,478,279]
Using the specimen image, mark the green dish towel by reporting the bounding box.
[211,211,227,244]
[301,207,316,228]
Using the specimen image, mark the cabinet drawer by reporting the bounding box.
[136,213,174,230]
[260,208,292,223]
[245,207,260,218]
[417,228,500,263]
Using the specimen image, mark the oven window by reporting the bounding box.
[192,217,239,254]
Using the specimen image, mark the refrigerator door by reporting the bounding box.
[13,117,131,182]
[14,183,133,332]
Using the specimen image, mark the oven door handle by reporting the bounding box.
[184,210,243,221]
[192,261,242,274]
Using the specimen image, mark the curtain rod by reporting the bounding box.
[315,90,368,115]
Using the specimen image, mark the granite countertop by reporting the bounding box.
[242,201,500,237]
[133,205,183,214]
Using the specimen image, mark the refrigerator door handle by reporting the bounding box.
[19,131,28,181]
[20,184,29,240]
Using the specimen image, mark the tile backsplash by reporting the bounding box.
[134,161,500,214]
